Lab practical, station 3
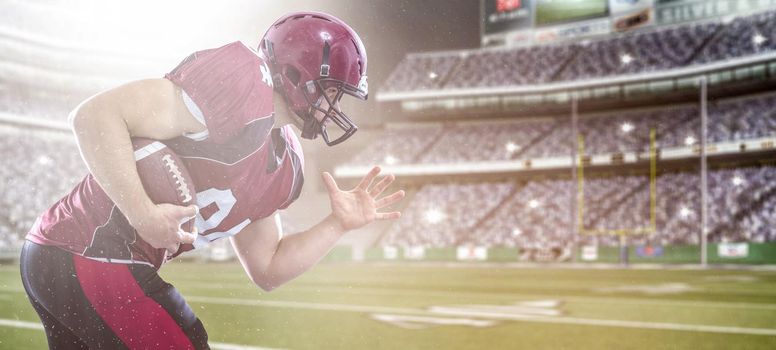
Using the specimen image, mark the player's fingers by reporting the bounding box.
[356,166,381,191]
[321,172,340,194]
[166,244,179,255]
[375,190,405,209]
[184,205,199,219]
[369,174,395,197]
[375,211,401,220]
[177,227,197,245]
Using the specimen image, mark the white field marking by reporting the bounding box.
[0,319,43,330]
[0,318,282,350]
[430,304,562,317]
[0,286,24,294]
[516,300,562,308]
[185,295,776,336]
[423,307,776,336]
[371,314,497,329]
[185,295,421,315]
[366,261,776,272]
[181,282,776,311]
[2,292,775,336]
[702,275,759,282]
[210,342,284,350]
[3,282,776,312]
[594,283,699,295]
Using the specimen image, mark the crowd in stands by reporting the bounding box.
[0,127,85,251]
[346,125,444,166]
[3,9,776,257]
[381,182,513,247]
[344,92,776,167]
[380,165,776,249]
[2,112,775,253]
[382,10,776,93]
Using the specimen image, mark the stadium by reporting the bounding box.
[2,0,776,349]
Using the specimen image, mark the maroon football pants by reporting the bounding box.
[20,241,209,349]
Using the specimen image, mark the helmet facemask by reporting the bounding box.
[301,77,366,146]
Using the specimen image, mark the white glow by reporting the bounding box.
[528,199,540,209]
[732,176,744,186]
[684,136,696,146]
[424,208,445,224]
[505,142,520,153]
[679,206,692,218]
[621,122,634,133]
[384,155,398,165]
[511,228,522,236]
[37,155,52,166]
[620,53,633,64]
[1,0,276,85]
[428,71,438,80]
[753,33,767,46]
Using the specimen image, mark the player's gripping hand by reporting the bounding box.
[322,166,405,232]
[127,203,199,253]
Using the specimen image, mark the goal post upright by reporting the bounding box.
[576,127,658,265]
[700,77,709,267]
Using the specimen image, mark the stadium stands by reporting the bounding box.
[0,127,85,249]
[345,92,776,166]
[380,182,514,248]
[3,7,776,261]
[380,165,776,249]
[381,11,776,93]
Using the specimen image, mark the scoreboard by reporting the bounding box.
[481,0,656,47]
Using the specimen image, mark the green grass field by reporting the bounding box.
[535,0,609,26]
[2,261,776,349]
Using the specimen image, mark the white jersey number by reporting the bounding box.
[193,188,251,245]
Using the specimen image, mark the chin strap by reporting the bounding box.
[298,40,333,140]
[300,114,321,140]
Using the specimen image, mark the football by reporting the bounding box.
[132,138,197,236]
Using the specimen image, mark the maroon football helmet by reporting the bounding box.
[260,12,368,146]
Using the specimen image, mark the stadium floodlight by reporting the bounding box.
[505,142,520,153]
[528,199,540,209]
[684,136,696,146]
[428,71,438,80]
[37,155,52,166]
[732,176,744,186]
[620,54,633,65]
[384,155,398,165]
[424,208,445,224]
[621,122,634,133]
[753,34,767,46]
[679,206,693,219]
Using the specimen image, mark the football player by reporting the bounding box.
[20,12,403,349]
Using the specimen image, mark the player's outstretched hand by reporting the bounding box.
[322,166,405,232]
[127,203,199,253]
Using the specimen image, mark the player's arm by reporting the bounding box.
[68,78,206,251]
[230,167,405,291]
[230,213,343,291]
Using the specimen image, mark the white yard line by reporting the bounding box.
[185,295,776,336]
[188,283,776,311]
[185,295,420,315]
[0,318,283,350]
[0,319,42,330]
[3,293,776,337]
[4,282,776,311]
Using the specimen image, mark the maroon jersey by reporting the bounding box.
[26,42,305,269]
